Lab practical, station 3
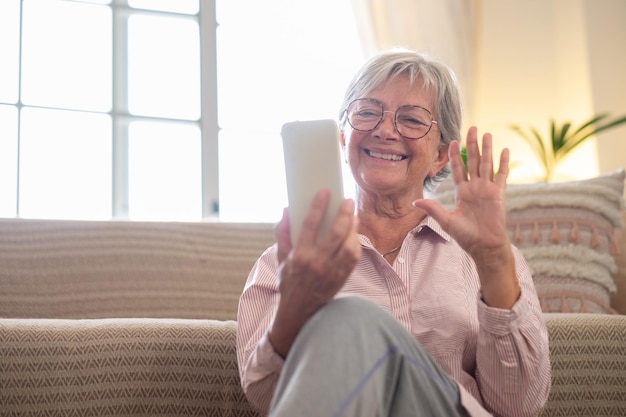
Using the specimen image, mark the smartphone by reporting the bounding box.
[281,119,345,244]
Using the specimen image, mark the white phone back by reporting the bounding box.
[281,119,345,244]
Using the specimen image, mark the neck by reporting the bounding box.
[356,202,426,258]
[355,185,425,218]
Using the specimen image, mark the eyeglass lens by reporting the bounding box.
[347,99,434,139]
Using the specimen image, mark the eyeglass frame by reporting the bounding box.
[344,98,439,140]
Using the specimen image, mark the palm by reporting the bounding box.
[417,127,510,257]
[448,166,508,255]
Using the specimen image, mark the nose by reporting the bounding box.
[376,110,399,139]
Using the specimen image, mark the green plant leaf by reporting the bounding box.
[550,119,558,152]
[509,124,551,180]
[555,121,572,150]
[559,114,626,156]
[531,126,551,175]
[571,114,609,137]
[509,125,542,159]
[509,112,626,182]
[460,145,467,169]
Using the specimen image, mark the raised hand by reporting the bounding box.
[414,127,520,308]
[435,126,510,256]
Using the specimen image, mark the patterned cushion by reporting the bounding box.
[2,315,624,417]
[430,169,625,314]
[540,313,626,417]
[0,319,263,417]
[611,210,626,314]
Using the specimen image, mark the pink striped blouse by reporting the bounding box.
[237,216,551,417]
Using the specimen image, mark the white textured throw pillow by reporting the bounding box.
[431,169,625,313]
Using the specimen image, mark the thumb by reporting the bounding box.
[412,198,450,228]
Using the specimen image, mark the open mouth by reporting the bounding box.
[365,149,407,161]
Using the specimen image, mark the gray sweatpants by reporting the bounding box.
[269,296,470,417]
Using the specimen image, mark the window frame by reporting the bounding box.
[3,0,218,219]
[110,0,218,219]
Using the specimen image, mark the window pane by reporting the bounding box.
[218,130,287,223]
[128,15,200,120]
[128,121,201,221]
[216,0,363,221]
[129,0,198,14]
[19,107,112,220]
[217,0,363,132]
[0,105,18,217]
[21,0,112,112]
[0,1,20,104]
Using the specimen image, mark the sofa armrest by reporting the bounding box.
[541,313,626,417]
[0,318,261,417]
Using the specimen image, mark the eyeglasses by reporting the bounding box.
[345,98,438,140]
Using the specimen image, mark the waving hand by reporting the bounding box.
[414,127,520,308]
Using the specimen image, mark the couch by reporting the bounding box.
[1,173,625,416]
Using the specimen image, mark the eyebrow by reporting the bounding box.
[359,98,434,114]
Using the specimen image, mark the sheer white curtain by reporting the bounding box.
[350,0,477,122]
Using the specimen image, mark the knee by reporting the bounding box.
[300,296,396,341]
[322,296,382,320]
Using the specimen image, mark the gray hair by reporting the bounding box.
[338,49,463,191]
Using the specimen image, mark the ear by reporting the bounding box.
[428,142,450,178]
[339,130,347,162]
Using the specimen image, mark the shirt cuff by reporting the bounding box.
[477,290,530,336]
[243,330,285,387]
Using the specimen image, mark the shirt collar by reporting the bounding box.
[411,216,451,242]
[357,215,451,249]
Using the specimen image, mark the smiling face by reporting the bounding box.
[340,74,450,202]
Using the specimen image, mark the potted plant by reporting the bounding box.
[509,114,626,182]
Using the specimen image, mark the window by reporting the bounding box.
[1,0,363,222]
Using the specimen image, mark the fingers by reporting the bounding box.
[275,207,292,263]
[282,194,359,305]
[297,189,331,246]
[276,189,359,325]
[465,126,493,179]
[334,210,361,263]
[478,132,494,179]
[327,214,361,281]
[495,147,510,186]
[465,126,480,180]
[412,198,450,231]
[291,190,358,264]
[325,197,358,258]
[463,127,509,181]
[448,140,467,184]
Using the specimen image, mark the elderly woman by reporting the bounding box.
[237,49,551,417]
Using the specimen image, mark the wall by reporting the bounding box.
[473,0,626,183]
[584,0,626,175]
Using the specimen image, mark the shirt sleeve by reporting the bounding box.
[474,246,551,417]
[236,245,284,414]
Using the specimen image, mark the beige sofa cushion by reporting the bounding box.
[0,220,275,320]
[2,314,625,417]
[0,319,262,417]
[540,313,626,417]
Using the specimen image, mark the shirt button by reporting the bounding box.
[397,257,405,263]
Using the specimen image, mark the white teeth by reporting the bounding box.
[368,150,404,161]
